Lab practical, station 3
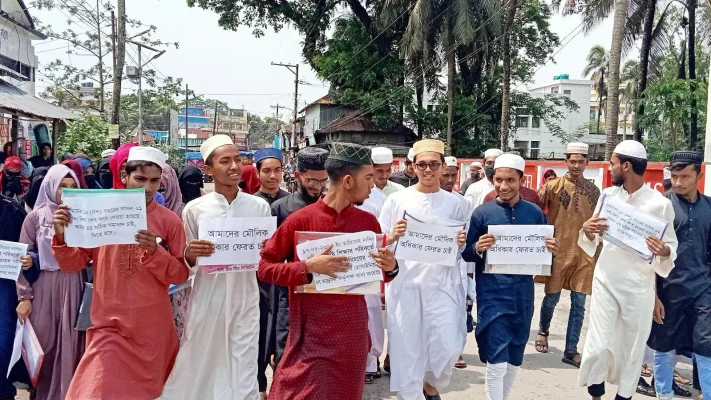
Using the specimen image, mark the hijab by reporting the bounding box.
[240,164,260,195]
[75,157,97,188]
[97,157,112,189]
[110,143,138,189]
[160,165,184,216]
[61,159,88,189]
[178,165,203,204]
[1,156,29,198]
[25,166,50,209]
[35,165,79,271]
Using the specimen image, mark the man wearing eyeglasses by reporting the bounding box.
[380,139,469,400]
[269,147,329,370]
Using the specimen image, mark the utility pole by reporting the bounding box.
[110,0,125,126]
[128,38,166,146]
[212,101,219,136]
[96,0,104,114]
[184,84,189,156]
[271,103,280,149]
[271,62,299,148]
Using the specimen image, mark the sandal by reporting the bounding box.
[535,330,549,353]
[365,373,375,384]
[373,359,383,378]
[641,364,652,377]
[562,350,582,368]
[422,389,441,400]
[383,354,391,375]
[455,355,467,369]
[675,370,691,385]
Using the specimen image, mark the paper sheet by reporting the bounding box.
[198,216,276,269]
[394,212,465,267]
[62,188,148,248]
[0,241,27,281]
[21,319,44,387]
[6,321,22,378]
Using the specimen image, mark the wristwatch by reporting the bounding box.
[384,263,399,278]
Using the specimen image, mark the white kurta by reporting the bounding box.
[450,191,472,299]
[577,185,677,398]
[159,191,272,400]
[464,178,494,211]
[379,187,467,397]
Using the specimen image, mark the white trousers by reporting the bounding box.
[486,362,519,400]
[365,294,384,373]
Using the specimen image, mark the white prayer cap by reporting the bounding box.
[471,161,482,168]
[484,148,504,158]
[664,167,671,180]
[613,140,647,160]
[127,146,166,167]
[200,134,234,161]
[371,147,394,164]
[566,142,589,155]
[101,149,116,158]
[494,153,525,172]
[445,156,458,167]
[407,148,414,162]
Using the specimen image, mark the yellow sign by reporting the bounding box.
[108,124,119,139]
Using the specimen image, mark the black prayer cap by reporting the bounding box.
[297,147,329,171]
[669,150,703,167]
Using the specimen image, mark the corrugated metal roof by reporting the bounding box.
[0,80,78,120]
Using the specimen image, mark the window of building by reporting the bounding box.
[590,110,596,119]
[530,141,541,159]
[551,87,559,94]
[514,141,528,155]
[516,108,529,116]
[531,117,540,128]
[516,116,529,128]
[563,89,571,96]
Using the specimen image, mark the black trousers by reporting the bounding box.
[587,382,632,399]
[257,279,273,392]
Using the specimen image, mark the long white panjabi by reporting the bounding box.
[379,187,467,399]
[450,190,472,302]
[577,185,677,398]
[158,191,271,400]
[464,177,494,211]
[357,186,391,374]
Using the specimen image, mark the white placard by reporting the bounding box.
[0,241,27,281]
[394,213,465,267]
[62,189,148,248]
[7,321,21,378]
[598,193,669,261]
[197,217,277,269]
[487,225,554,266]
[296,231,382,291]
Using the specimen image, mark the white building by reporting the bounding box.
[513,75,637,160]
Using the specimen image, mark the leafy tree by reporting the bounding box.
[247,113,283,147]
[57,112,110,159]
[152,142,185,167]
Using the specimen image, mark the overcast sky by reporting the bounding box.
[32,0,618,120]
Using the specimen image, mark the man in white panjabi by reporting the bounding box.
[464,148,503,210]
[356,146,399,383]
[441,156,474,369]
[158,135,272,400]
[379,139,468,400]
[577,140,678,400]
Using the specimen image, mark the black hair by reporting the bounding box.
[40,142,51,150]
[124,160,163,175]
[256,158,283,171]
[663,179,672,192]
[543,170,557,179]
[205,153,215,167]
[412,153,446,163]
[670,161,701,174]
[325,158,364,183]
[616,154,647,175]
[565,153,588,159]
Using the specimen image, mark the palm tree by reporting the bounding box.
[500,0,519,151]
[605,0,630,159]
[583,45,609,136]
[620,59,639,140]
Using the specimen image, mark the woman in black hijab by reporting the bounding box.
[178,165,203,205]
[24,166,49,210]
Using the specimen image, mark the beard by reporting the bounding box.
[484,165,495,180]
[611,172,625,186]
[298,184,321,203]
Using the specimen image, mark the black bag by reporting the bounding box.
[74,282,93,331]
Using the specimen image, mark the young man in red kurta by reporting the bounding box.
[259,143,398,400]
[51,147,190,400]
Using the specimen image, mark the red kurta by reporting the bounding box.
[258,199,389,400]
[52,202,190,400]
[484,186,543,209]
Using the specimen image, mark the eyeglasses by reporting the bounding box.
[414,162,442,171]
[305,178,329,187]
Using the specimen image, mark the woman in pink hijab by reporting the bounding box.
[17,164,85,400]
[109,143,138,189]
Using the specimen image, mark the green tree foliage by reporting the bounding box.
[57,112,109,160]
[247,113,283,147]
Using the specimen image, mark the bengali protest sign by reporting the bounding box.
[0,241,27,281]
[197,217,276,272]
[394,212,465,267]
[485,225,554,275]
[296,231,382,292]
[62,189,147,248]
[597,194,669,261]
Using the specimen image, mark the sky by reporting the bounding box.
[31,0,619,120]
